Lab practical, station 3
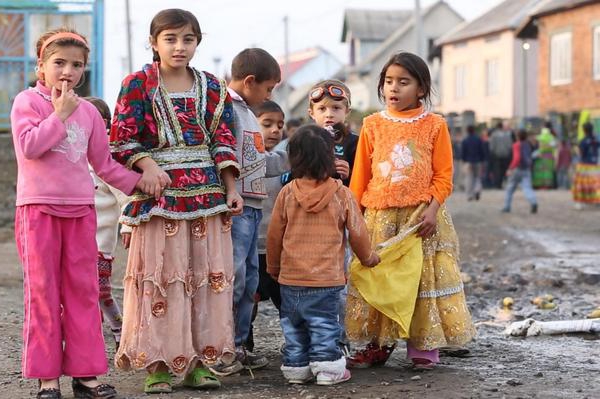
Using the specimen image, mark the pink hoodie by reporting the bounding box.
[11,81,140,206]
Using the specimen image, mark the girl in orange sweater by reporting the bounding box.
[346,52,475,369]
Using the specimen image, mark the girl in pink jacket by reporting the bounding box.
[10,27,168,399]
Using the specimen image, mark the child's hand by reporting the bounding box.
[362,252,380,267]
[52,80,80,122]
[335,159,350,180]
[121,232,131,249]
[417,203,438,238]
[226,189,244,215]
[136,164,171,200]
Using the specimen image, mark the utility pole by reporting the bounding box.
[125,0,133,73]
[283,15,290,115]
[414,0,424,57]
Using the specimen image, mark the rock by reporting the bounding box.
[520,263,536,272]
[304,395,316,399]
[393,378,404,383]
[483,264,495,273]
[506,379,523,386]
[576,267,600,285]
[461,272,472,284]
[425,383,431,388]
[534,372,543,377]
[411,375,422,381]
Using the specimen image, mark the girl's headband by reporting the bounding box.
[39,32,89,58]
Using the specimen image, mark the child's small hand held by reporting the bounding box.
[362,252,381,267]
[136,164,171,200]
[335,159,350,180]
[52,80,79,122]
[417,205,437,238]
[121,232,131,249]
[226,190,244,215]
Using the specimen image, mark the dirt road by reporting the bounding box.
[0,189,598,398]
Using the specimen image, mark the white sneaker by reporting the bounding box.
[287,375,314,384]
[316,368,351,385]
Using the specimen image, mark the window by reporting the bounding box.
[550,31,572,85]
[454,64,466,99]
[594,26,600,80]
[485,59,499,96]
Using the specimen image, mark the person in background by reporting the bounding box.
[532,121,557,189]
[283,118,302,141]
[556,138,572,190]
[501,129,538,214]
[451,127,464,192]
[461,125,486,201]
[489,121,514,189]
[572,122,600,209]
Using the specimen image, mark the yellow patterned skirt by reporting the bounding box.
[345,204,476,351]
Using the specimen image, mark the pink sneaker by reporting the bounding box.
[316,368,351,385]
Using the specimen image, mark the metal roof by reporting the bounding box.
[437,0,540,45]
[341,9,412,42]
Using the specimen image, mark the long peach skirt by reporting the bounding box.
[346,204,476,351]
[115,215,236,376]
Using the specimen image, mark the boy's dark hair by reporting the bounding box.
[517,129,528,141]
[583,122,594,136]
[150,9,202,62]
[231,48,281,83]
[252,100,284,118]
[466,125,475,135]
[286,118,302,129]
[85,96,111,129]
[289,124,336,181]
[377,52,432,107]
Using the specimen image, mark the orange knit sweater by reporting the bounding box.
[350,106,453,209]
[266,178,373,287]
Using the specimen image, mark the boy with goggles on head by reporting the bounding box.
[307,80,357,187]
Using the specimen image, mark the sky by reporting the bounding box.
[103,0,502,106]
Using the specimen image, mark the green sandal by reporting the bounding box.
[183,367,221,389]
[144,371,173,394]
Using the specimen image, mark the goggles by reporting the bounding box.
[309,85,350,105]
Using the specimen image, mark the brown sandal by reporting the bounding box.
[72,378,116,399]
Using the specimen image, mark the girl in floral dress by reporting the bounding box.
[110,9,243,393]
[346,52,475,370]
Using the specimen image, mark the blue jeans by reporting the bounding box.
[280,285,343,367]
[503,168,537,210]
[232,206,262,347]
[556,167,570,189]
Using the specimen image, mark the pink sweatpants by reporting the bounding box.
[15,206,108,379]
